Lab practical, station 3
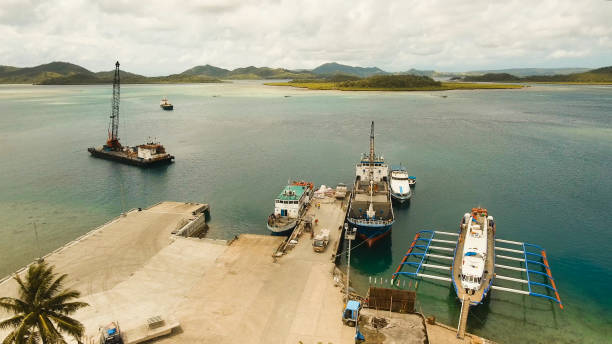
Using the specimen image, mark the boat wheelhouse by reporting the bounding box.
[267,183,312,235]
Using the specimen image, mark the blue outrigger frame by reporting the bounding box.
[391,230,563,309]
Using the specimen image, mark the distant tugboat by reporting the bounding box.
[160,97,173,110]
[346,122,394,246]
[267,181,314,235]
[87,61,174,167]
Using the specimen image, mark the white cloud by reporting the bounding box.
[0,0,610,74]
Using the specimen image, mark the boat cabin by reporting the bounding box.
[274,185,309,218]
[356,153,388,183]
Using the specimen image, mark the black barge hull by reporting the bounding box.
[88,148,174,167]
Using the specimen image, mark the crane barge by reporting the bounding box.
[87,61,174,167]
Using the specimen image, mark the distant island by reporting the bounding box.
[459,66,612,84]
[1,61,610,85]
[266,75,524,91]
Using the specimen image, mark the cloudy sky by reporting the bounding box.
[1,0,611,75]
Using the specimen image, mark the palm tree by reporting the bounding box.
[0,262,88,344]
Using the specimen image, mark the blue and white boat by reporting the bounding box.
[346,121,395,247]
[389,166,412,203]
[267,182,312,235]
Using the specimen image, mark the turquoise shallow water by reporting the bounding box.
[0,82,611,343]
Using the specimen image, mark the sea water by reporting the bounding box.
[0,81,610,343]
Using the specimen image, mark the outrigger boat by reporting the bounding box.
[267,181,314,235]
[346,122,394,247]
[391,207,563,338]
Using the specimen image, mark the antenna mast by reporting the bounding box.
[369,121,375,179]
[107,61,121,150]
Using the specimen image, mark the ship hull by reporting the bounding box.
[161,105,173,110]
[267,220,298,236]
[346,218,393,247]
[88,148,174,167]
[390,192,411,203]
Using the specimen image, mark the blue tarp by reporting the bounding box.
[465,252,477,256]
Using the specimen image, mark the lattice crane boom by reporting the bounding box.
[107,61,121,149]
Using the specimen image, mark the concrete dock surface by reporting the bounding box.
[1,199,492,344]
[0,200,354,344]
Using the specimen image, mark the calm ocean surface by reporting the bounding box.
[1,81,610,343]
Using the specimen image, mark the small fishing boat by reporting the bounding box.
[407,176,416,186]
[389,166,412,203]
[267,181,313,235]
[160,97,173,110]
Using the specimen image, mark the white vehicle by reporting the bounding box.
[313,228,330,252]
[389,167,412,203]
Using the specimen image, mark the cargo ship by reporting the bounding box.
[267,181,313,235]
[87,61,174,167]
[346,122,394,246]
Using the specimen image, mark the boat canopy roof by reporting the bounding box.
[346,300,361,311]
[277,185,307,201]
[390,165,407,171]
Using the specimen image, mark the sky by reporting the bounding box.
[0,0,611,76]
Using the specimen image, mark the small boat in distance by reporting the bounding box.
[389,166,412,203]
[267,181,313,235]
[160,97,173,110]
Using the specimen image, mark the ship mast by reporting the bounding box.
[107,61,121,150]
[368,121,376,181]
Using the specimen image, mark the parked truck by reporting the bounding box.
[312,228,330,252]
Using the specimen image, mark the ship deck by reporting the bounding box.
[88,147,174,167]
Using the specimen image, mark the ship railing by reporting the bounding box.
[350,218,393,225]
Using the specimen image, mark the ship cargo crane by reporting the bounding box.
[87,61,174,167]
[107,61,121,150]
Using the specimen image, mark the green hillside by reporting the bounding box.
[181,64,230,77]
[463,66,612,83]
[0,62,222,84]
[178,65,315,79]
[338,74,441,88]
[311,62,387,77]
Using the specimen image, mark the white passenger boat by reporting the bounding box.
[456,208,494,299]
[389,166,412,203]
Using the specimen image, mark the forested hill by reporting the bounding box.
[462,66,612,83]
[0,62,221,84]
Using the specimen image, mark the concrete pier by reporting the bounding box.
[0,199,493,344]
[0,200,354,344]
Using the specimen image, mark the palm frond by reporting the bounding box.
[0,297,27,314]
[46,312,85,340]
[41,274,67,301]
[0,314,25,330]
[45,300,89,315]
